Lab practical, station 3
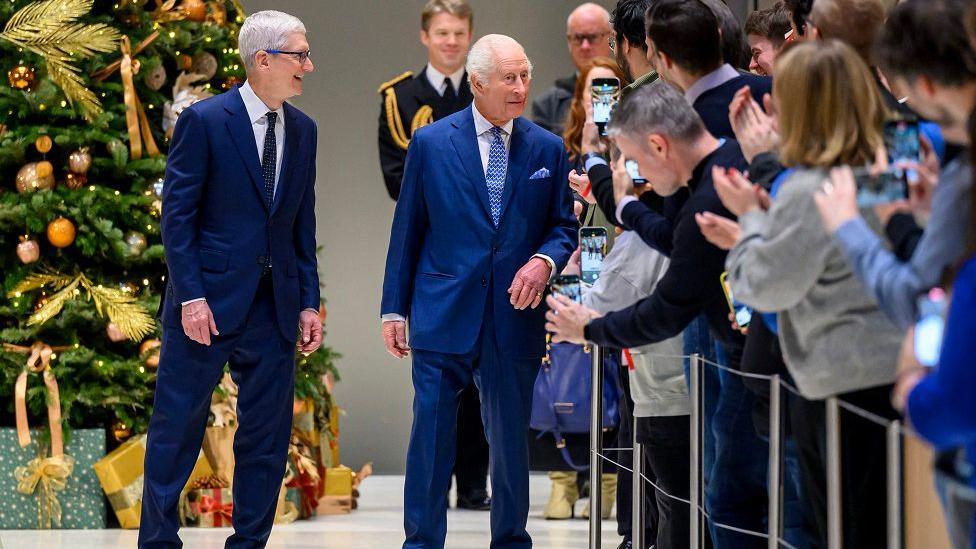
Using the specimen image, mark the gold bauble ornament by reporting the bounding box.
[180,54,194,71]
[35,135,52,154]
[106,322,128,342]
[35,160,53,179]
[140,338,161,368]
[112,420,133,442]
[182,0,207,22]
[47,217,76,248]
[8,65,34,91]
[65,172,87,190]
[34,294,48,312]
[191,51,218,80]
[15,162,56,193]
[16,236,40,264]
[145,64,167,91]
[68,147,92,174]
[124,231,148,256]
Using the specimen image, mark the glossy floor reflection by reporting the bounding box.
[0,474,622,548]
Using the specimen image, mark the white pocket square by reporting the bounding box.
[529,167,551,180]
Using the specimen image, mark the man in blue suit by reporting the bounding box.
[381,34,578,549]
[139,11,321,548]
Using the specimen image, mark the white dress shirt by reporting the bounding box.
[425,64,465,97]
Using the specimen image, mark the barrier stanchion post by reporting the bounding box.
[827,396,842,549]
[887,420,902,549]
[689,353,701,549]
[768,375,782,549]
[633,426,645,549]
[589,344,603,549]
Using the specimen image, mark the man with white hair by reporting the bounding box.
[381,34,577,549]
[531,2,613,135]
[139,10,320,548]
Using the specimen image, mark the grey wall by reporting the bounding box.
[242,0,612,473]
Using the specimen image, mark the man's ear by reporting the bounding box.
[648,134,667,158]
[420,29,430,48]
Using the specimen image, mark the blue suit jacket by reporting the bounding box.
[382,106,578,359]
[160,86,320,343]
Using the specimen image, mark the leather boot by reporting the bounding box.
[543,471,579,519]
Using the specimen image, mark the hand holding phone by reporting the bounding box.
[720,272,752,329]
[591,78,620,137]
[579,227,608,284]
[914,287,947,367]
[550,274,582,304]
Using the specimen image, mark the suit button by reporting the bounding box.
[481,276,488,287]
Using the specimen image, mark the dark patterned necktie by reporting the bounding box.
[261,111,277,271]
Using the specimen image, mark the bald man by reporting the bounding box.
[530,2,612,135]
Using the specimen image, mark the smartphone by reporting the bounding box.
[914,287,947,367]
[855,119,920,208]
[719,272,752,329]
[550,274,582,304]
[625,159,648,185]
[579,227,608,284]
[591,77,620,137]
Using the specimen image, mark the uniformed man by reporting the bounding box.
[377,0,474,201]
[376,0,492,513]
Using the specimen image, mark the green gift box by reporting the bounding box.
[0,428,107,529]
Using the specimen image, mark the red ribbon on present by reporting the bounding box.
[198,493,233,527]
[286,470,320,517]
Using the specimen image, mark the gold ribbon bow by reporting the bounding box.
[5,341,70,456]
[14,454,75,528]
[119,35,160,160]
[151,0,188,23]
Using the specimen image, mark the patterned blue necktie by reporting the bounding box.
[261,111,277,271]
[485,126,507,227]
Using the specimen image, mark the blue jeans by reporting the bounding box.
[682,315,720,482]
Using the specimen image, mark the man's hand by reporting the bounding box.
[182,300,219,346]
[904,135,940,221]
[581,118,607,156]
[562,247,582,277]
[297,309,323,355]
[729,86,778,164]
[611,155,633,206]
[509,257,552,310]
[713,166,762,217]
[695,212,741,250]
[382,320,410,359]
[569,170,596,204]
[544,293,602,344]
[813,166,860,233]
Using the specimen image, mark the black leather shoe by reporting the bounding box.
[616,540,632,549]
[456,494,491,510]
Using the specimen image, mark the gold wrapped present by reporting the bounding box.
[93,434,213,529]
[319,465,353,515]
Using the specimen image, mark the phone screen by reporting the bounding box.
[914,287,947,367]
[720,272,752,328]
[551,275,582,304]
[579,227,608,284]
[855,120,920,208]
[885,119,921,180]
[626,159,648,185]
[591,78,620,136]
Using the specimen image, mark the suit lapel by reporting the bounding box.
[223,87,269,212]
[498,117,534,223]
[450,106,493,222]
[271,103,300,216]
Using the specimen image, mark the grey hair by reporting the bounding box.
[466,34,534,84]
[238,10,307,70]
[606,81,706,145]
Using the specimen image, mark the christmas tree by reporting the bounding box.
[0,0,339,446]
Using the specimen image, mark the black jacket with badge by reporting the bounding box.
[377,68,472,200]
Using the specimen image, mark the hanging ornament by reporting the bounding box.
[124,231,147,256]
[191,51,217,80]
[15,162,56,193]
[35,135,52,154]
[206,1,227,25]
[34,293,49,312]
[119,281,140,294]
[8,64,35,91]
[140,338,161,368]
[222,75,241,90]
[106,322,128,342]
[182,0,208,22]
[144,63,167,90]
[16,236,40,264]
[47,217,76,248]
[68,147,92,174]
[112,420,133,442]
[64,172,87,190]
[180,54,194,71]
[163,72,213,138]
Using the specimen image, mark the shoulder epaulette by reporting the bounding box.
[377,71,413,94]
[381,71,417,150]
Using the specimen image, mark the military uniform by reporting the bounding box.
[377,67,473,200]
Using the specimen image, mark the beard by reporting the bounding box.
[615,48,633,82]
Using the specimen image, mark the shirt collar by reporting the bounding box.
[472,103,514,137]
[684,63,739,105]
[239,80,284,124]
[425,63,465,95]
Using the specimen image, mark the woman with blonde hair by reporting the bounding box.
[715,39,904,547]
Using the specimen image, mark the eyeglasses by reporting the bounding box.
[265,49,311,63]
[608,36,616,51]
[567,31,610,46]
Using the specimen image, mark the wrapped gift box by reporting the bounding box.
[319,465,354,515]
[92,434,213,529]
[0,428,106,529]
[183,486,233,527]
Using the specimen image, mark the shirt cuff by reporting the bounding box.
[615,195,638,228]
[532,254,557,280]
[584,155,608,173]
[382,313,406,323]
[302,308,318,313]
[181,297,206,306]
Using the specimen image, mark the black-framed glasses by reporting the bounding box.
[265,49,311,63]
[567,31,610,46]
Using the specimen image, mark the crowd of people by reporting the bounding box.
[377,0,976,548]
